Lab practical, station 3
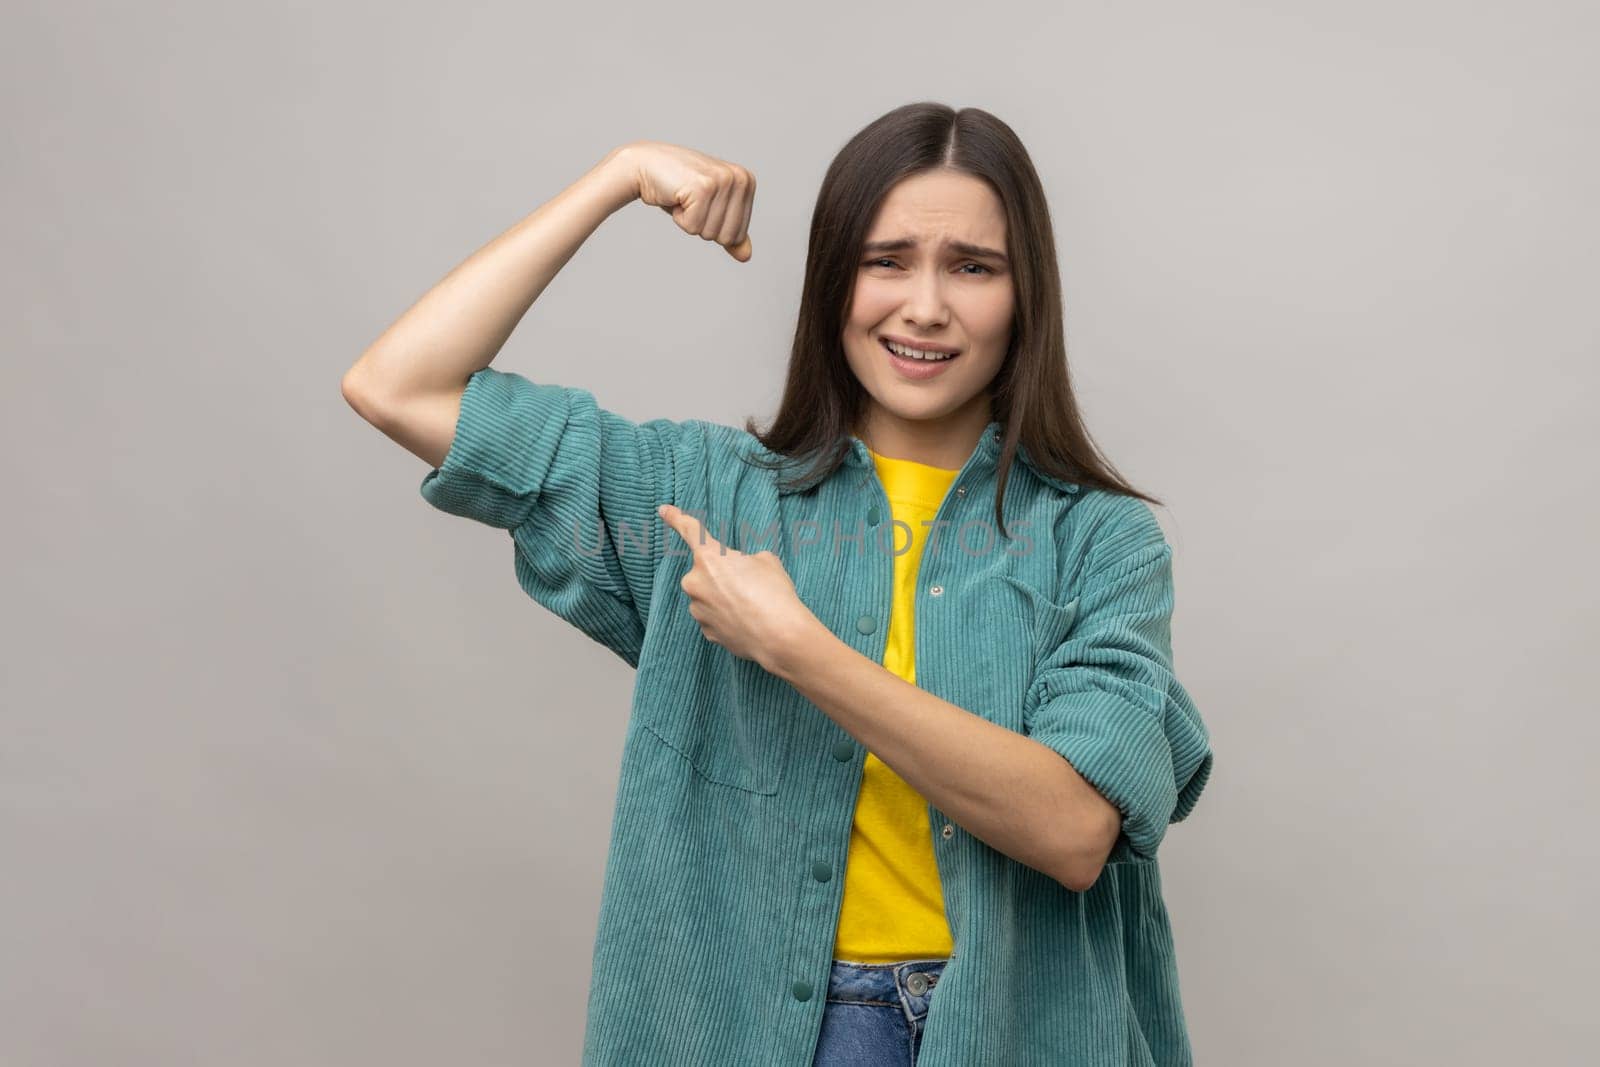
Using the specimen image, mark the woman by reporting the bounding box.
[343,103,1214,1067]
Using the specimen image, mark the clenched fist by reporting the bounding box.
[618,141,757,262]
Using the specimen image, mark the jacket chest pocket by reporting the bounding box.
[962,574,1079,732]
[633,646,793,796]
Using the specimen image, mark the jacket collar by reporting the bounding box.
[773,419,1080,496]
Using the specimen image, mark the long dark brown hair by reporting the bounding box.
[742,101,1163,537]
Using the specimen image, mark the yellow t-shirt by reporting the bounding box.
[831,447,958,962]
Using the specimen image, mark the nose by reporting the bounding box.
[899,268,949,329]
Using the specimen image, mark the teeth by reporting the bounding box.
[885,339,957,361]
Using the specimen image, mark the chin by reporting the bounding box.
[869,391,969,424]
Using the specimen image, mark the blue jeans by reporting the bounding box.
[810,958,949,1066]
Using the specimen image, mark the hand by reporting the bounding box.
[657,502,817,671]
[619,141,756,261]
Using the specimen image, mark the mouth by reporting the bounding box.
[878,336,962,363]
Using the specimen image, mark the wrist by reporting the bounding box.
[591,143,641,212]
[762,608,830,683]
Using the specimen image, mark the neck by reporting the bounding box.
[853,396,993,470]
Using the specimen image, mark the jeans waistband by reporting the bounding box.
[826,958,948,1026]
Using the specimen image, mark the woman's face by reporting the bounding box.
[843,168,1015,452]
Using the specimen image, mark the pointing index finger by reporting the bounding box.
[658,503,726,554]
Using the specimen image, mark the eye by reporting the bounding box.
[864,257,993,275]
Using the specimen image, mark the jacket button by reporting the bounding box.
[811,860,832,883]
[929,585,944,597]
[855,614,877,634]
[831,740,855,762]
[866,504,882,526]
[792,980,814,1002]
[941,823,954,839]
[955,485,967,497]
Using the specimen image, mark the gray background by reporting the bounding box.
[4,1,1596,1064]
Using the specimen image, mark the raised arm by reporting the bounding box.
[339,144,642,466]
[340,140,757,463]
[341,142,759,666]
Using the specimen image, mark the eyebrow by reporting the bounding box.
[861,237,1010,265]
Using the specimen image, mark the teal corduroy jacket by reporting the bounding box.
[419,366,1215,1066]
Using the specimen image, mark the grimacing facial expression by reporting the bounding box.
[843,168,1015,430]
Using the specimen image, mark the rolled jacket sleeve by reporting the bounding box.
[419,366,697,667]
[1022,508,1214,865]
